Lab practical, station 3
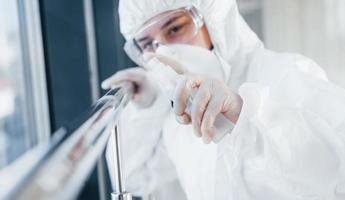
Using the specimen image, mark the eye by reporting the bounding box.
[142,41,153,50]
[168,25,183,36]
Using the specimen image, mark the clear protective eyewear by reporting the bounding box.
[124,5,204,65]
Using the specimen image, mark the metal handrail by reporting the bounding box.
[0,84,134,200]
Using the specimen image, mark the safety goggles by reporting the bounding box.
[124,5,204,65]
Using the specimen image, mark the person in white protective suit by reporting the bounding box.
[104,0,345,199]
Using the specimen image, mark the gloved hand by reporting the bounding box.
[173,74,243,143]
[101,67,157,108]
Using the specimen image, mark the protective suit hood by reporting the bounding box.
[119,0,264,89]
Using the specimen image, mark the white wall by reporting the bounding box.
[262,0,345,88]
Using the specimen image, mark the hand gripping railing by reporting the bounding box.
[0,84,134,200]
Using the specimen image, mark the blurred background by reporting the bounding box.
[0,0,344,199]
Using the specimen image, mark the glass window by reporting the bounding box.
[0,0,28,167]
[0,0,50,168]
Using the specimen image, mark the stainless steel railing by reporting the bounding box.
[0,84,134,200]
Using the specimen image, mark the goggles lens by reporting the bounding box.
[134,10,198,52]
[124,6,203,65]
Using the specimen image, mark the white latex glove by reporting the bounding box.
[143,45,243,144]
[173,74,243,144]
[101,67,157,108]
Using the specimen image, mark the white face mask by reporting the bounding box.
[144,44,227,82]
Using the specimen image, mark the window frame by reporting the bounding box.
[16,0,50,147]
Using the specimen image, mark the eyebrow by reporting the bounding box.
[160,15,182,30]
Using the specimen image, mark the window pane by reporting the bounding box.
[0,0,32,168]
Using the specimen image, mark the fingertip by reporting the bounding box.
[101,81,109,89]
[192,116,202,137]
[143,52,155,62]
[176,114,191,124]
[172,98,186,116]
[202,126,214,144]
[193,127,201,138]
[202,134,212,144]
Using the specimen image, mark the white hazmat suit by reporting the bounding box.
[106,0,345,199]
